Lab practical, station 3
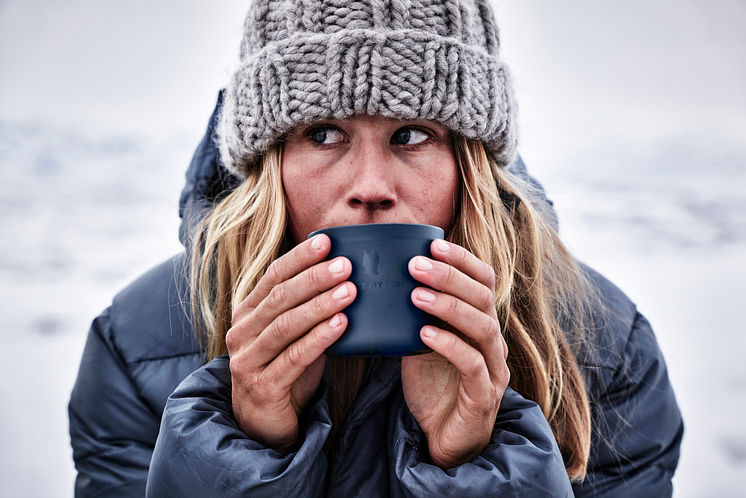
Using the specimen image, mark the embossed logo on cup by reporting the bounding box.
[358,280,404,290]
[362,250,380,276]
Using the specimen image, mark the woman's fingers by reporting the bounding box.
[408,240,508,379]
[418,325,506,410]
[428,239,496,296]
[412,286,507,381]
[228,252,352,355]
[247,281,356,368]
[233,234,332,323]
[266,311,350,386]
[408,254,495,317]
[251,256,352,334]
[403,241,510,469]
[227,233,355,388]
[229,280,356,414]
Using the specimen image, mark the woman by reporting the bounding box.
[70,0,683,496]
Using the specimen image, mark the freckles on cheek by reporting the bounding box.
[422,169,459,226]
[283,166,311,206]
[286,174,330,210]
[284,170,335,240]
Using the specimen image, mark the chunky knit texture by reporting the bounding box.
[218,0,518,177]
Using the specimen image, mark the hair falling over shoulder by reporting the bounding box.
[451,139,594,480]
[189,138,594,481]
[188,146,291,361]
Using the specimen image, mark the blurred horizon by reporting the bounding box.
[1,1,744,169]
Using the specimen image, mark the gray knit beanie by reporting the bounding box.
[218,0,517,178]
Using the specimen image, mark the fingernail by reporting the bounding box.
[417,288,436,302]
[311,234,323,250]
[414,257,433,271]
[435,239,449,253]
[329,314,341,328]
[332,284,349,300]
[422,327,438,339]
[328,258,345,274]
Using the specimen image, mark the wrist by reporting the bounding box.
[239,416,301,454]
[426,432,490,469]
[231,392,301,453]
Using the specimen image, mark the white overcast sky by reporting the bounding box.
[1,0,745,176]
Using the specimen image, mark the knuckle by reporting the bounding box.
[266,283,288,310]
[305,264,323,288]
[285,340,305,367]
[477,285,495,312]
[444,264,459,286]
[273,312,296,340]
[475,317,497,343]
[502,364,511,386]
[494,362,511,390]
[232,302,246,324]
[234,295,261,324]
[501,362,511,382]
[265,258,283,284]
[311,293,328,316]
[452,243,469,265]
[466,351,486,378]
[447,295,460,314]
[443,332,459,351]
[228,350,241,373]
[225,327,239,352]
[243,371,263,394]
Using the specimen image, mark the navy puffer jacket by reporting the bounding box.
[69,94,683,497]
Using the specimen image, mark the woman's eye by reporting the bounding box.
[310,127,345,144]
[392,128,429,145]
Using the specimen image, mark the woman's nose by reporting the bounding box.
[345,148,396,211]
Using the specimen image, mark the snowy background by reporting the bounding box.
[1,0,744,496]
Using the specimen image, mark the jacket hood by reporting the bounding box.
[178,91,241,247]
[178,92,557,247]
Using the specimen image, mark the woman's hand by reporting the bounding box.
[226,234,356,453]
[402,239,510,469]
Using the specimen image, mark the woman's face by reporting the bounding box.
[282,115,459,244]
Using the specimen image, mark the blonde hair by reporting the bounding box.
[190,137,593,480]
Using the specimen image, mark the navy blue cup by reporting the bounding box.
[309,223,444,357]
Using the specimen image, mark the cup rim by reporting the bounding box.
[308,222,444,238]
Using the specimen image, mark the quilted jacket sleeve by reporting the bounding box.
[573,312,683,498]
[145,356,330,498]
[68,309,160,497]
[389,387,574,498]
[147,358,573,498]
[68,255,203,497]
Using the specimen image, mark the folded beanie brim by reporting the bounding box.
[218,27,517,177]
